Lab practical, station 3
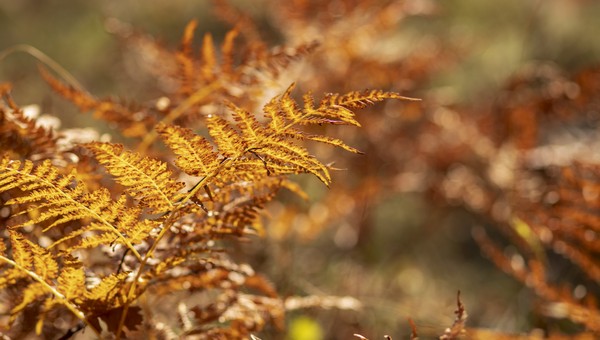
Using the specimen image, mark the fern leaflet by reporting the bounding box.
[84,142,185,213]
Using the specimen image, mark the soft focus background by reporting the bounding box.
[2,0,600,338]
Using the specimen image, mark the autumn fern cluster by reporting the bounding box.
[0,15,410,336]
[6,1,600,339]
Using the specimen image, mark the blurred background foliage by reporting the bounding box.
[2,0,600,338]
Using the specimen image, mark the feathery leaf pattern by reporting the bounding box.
[0,10,417,339]
[0,157,150,260]
[84,142,185,213]
[156,123,221,177]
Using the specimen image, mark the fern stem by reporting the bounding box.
[115,156,232,338]
[0,255,102,338]
[116,100,326,336]
[115,210,182,339]
[100,221,143,261]
[0,44,86,92]
[178,158,231,207]
[137,80,222,152]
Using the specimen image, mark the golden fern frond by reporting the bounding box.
[39,67,154,138]
[0,157,148,260]
[0,231,89,330]
[227,102,331,181]
[51,202,160,251]
[56,255,86,301]
[177,19,199,96]
[175,20,232,96]
[83,142,185,213]
[303,135,363,154]
[35,254,87,333]
[0,231,131,336]
[0,232,59,297]
[231,85,413,182]
[178,23,239,85]
[0,89,61,161]
[84,271,132,309]
[201,32,218,82]
[188,186,275,238]
[170,20,317,119]
[207,114,248,157]
[272,83,417,128]
[156,123,221,177]
[221,29,239,75]
[204,104,329,184]
[161,84,412,197]
[9,231,59,282]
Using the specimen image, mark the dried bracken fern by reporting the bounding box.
[0,85,63,162]
[4,1,600,339]
[0,16,410,337]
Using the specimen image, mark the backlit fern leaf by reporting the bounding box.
[229,102,331,182]
[200,32,218,83]
[239,85,411,182]
[0,231,85,327]
[84,271,132,309]
[11,232,59,282]
[0,88,61,161]
[159,84,412,192]
[276,84,417,127]
[2,231,58,284]
[0,157,151,260]
[204,109,330,183]
[57,255,86,301]
[84,142,185,213]
[156,123,221,177]
[0,231,132,335]
[207,114,247,157]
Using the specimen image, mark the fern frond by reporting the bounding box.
[221,29,239,74]
[303,135,363,154]
[167,84,411,203]
[156,123,221,177]
[0,91,61,161]
[56,255,86,301]
[273,83,418,128]
[180,19,197,57]
[52,206,160,251]
[0,231,99,335]
[207,115,248,157]
[0,157,145,260]
[0,233,59,313]
[201,33,218,82]
[84,272,132,309]
[228,85,411,183]
[34,254,87,333]
[228,102,332,180]
[40,67,154,138]
[177,19,199,97]
[84,142,185,213]
[10,231,59,281]
[257,136,331,183]
[208,102,330,183]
